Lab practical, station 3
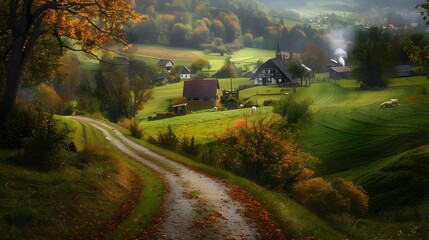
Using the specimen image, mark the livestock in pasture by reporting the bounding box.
[390,98,399,106]
[380,100,393,108]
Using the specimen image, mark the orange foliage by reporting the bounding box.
[217,113,317,188]
[40,0,141,53]
[331,178,368,217]
[293,177,368,217]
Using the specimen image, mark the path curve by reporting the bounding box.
[69,116,257,239]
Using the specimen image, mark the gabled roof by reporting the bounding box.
[158,59,174,67]
[330,66,352,73]
[251,58,295,83]
[183,80,219,98]
[328,59,341,68]
[179,66,191,74]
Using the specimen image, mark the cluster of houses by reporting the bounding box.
[120,45,413,116]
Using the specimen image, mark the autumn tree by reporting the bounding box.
[0,0,140,122]
[302,43,328,74]
[190,58,210,72]
[217,113,317,189]
[218,12,241,42]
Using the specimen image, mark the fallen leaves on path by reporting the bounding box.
[77,172,143,239]
[227,186,287,240]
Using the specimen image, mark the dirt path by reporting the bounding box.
[70,116,257,239]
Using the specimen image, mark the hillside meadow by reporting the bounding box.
[137,75,429,237]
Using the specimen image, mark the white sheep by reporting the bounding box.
[390,98,399,106]
[214,106,218,111]
[380,100,393,108]
[251,106,257,112]
[239,104,244,108]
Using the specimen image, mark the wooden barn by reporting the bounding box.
[329,66,352,79]
[183,80,220,111]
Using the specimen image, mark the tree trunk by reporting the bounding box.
[0,38,26,122]
[0,2,42,122]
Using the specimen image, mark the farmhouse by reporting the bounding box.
[329,66,352,79]
[250,44,308,86]
[158,59,174,71]
[183,80,220,111]
[178,66,191,79]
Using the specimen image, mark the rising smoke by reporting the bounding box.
[329,28,353,66]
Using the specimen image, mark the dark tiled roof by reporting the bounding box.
[183,80,219,98]
[330,66,352,73]
[158,59,173,66]
[251,58,296,83]
[179,66,191,74]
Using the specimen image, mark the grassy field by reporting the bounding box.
[135,75,429,238]
[0,117,164,239]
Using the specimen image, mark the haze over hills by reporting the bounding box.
[258,0,424,18]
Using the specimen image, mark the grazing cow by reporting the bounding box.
[380,100,393,108]
[390,98,399,106]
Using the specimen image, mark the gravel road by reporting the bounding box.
[70,116,257,239]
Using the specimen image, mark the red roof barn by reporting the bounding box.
[183,80,219,111]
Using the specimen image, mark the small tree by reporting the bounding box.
[157,125,179,150]
[287,61,308,86]
[273,95,313,132]
[124,75,154,119]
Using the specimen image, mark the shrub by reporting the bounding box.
[263,99,275,106]
[293,178,349,217]
[331,178,368,217]
[0,101,39,149]
[156,125,179,150]
[31,83,62,113]
[21,111,72,169]
[181,135,199,157]
[119,118,144,139]
[293,177,369,218]
[273,95,313,131]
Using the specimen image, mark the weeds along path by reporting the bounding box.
[69,116,257,240]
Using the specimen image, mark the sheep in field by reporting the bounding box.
[380,100,393,108]
[251,106,257,112]
[390,98,399,106]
